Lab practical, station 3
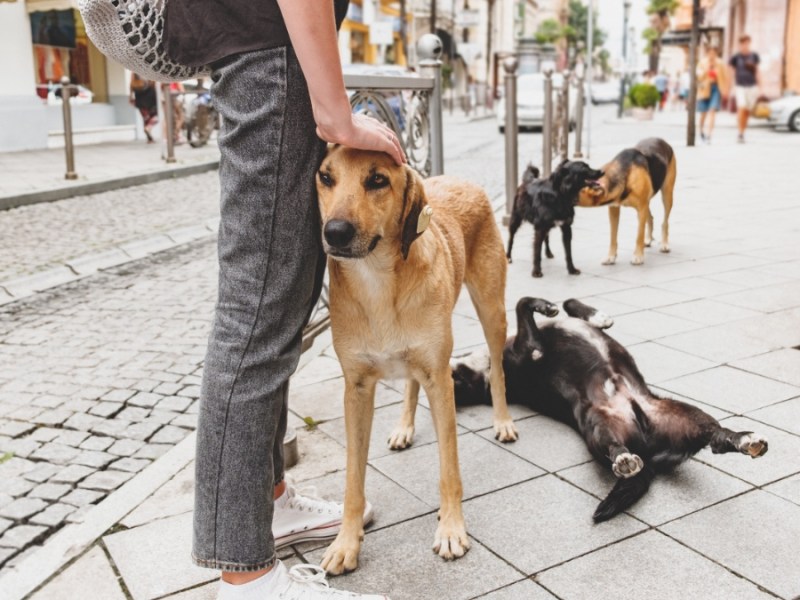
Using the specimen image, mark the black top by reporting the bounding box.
[729,52,759,87]
[164,0,350,68]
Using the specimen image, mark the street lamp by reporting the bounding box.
[617,0,631,118]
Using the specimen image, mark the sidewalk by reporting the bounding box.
[1,112,799,599]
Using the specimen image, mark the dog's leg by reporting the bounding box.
[321,374,377,575]
[544,232,554,259]
[584,404,643,479]
[506,206,523,263]
[532,228,546,278]
[710,427,769,458]
[645,209,654,247]
[388,378,419,450]
[562,298,613,328]
[422,367,470,560]
[560,223,580,275]
[602,206,620,265]
[631,205,648,265]
[660,157,676,253]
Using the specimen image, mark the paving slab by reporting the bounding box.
[30,544,126,600]
[658,366,800,414]
[661,490,800,600]
[285,428,346,483]
[746,396,800,436]
[595,286,694,310]
[558,458,752,526]
[714,280,800,313]
[289,379,402,423]
[104,512,216,600]
[651,276,746,299]
[693,416,800,487]
[121,463,194,528]
[764,473,800,507]
[452,401,537,433]
[463,475,646,574]
[372,432,544,507]
[305,513,522,600]
[655,297,763,326]
[537,530,774,600]
[480,579,557,599]
[609,310,704,341]
[626,341,718,383]
[730,348,800,388]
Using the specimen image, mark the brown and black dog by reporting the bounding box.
[578,137,676,266]
[316,146,514,574]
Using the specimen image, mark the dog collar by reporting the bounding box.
[417,206,433,234]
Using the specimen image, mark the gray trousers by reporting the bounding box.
[193,46,327,572]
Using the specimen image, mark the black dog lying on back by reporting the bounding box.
[452,297,769,522]
[507,160,604,278]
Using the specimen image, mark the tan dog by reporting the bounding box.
[578,137,676,265]
[316,146,515,574]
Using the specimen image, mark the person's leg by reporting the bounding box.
[193,46,326,575]
[707,108,716,140]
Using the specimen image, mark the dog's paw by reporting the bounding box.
[660,243,670,253]
[588,311,614,329]
[388,424,415,450]
[532,270,543,278]
[602,255,617,266]
[531,348,544,361]
[568,267,581,276]
[507,255,513,264]
[645,238,654,248]
[494,418,518,443]
[630,255,645,266]
[433,518,470,560]
[612,452,644,478]
[737,433,768,458]
[546,250,555,259]
[321,534,362,575]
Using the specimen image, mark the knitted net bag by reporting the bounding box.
[77,0,210,82]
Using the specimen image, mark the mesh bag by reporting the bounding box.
[77,0,210,82]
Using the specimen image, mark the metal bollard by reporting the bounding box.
[503,56,518,223]
[573,75,585,158]
[418,34,445,176]
[161,83,177,164]
[60,76,77,180]
[560,70,570,161]
[542,70,553,177]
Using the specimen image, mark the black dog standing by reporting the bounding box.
[507,161,604,278]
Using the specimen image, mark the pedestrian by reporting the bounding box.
[729,34,760,143]
[129,73,157,143]
[678,70,690,109]
[697,45,729,143]
[163,1,404,598]
[161,81,186,145]
[654,71,669,111]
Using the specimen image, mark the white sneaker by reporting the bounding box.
[273,562,389,599]
[273,483,374,548]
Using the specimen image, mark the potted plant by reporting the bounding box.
[628,83,659,120]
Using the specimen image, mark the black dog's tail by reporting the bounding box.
[521,163,540,185]
[593,465,655,523]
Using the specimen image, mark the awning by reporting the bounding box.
[26,0,78,12]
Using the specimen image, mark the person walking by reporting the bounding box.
[697,45,729,144]
[729,34,760,143]
[654,71,669,111]
[129,73,157,143]
[163,1,403,598]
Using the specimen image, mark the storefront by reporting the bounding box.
[340,0,409,66]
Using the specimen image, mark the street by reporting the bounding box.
[2,107,800,599]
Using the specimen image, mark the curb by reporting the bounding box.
[0,431,197,600]
[0,219,219,305]
[0,160,219,211]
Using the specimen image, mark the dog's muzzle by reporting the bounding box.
[324,219,356,249]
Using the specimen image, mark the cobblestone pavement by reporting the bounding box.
[2,108,800,597]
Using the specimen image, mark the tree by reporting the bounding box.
[534,1,607,69]
[644,0,679,72]
[534,18,563,45]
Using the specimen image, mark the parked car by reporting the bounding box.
[589,79,621,105]
[768,94,800,132]
[496,73,577,133]
[37,83,94,105]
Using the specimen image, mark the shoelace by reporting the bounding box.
[285,485,341,515]
[279,564,363,599]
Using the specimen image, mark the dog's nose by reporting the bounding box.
[324,219,356,248]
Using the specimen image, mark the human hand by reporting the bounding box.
[316,112,406,165]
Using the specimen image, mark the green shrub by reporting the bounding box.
[628,83,660,108]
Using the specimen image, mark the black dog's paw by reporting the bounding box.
[507,256,513,264]
[546,250,555,259]
[568,267,581,276]
[532,270,543,278]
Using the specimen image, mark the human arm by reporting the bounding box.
[276,0,405,164]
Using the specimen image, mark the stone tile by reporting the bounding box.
[477,415,592,472]
[0,493,12,509]
[161,583,217,600]
[30,443,80,465]
[0,497,48,520]
[89,401,122,418]
[765,473,800,507]
[80,435,115,452]
[463,475,645,574]
[730,348,800,388]
[658,366,800,414]
[0,517,11,535]
[110,457,151,473]
[71,450,115,468]
[714,280,800,313]
[29,428,61,443]
[31,544,126,600]
[0,545,17,565]
[28,482,71,501]
[4,477,35,497]
[371,433,544,507]
[170,414,197,429]
[108,438,146,457]
[29,502,77,527]
[0,456,36,478]
[305,513,521,600]
[559,458,751,526]
[657,325,778,363]
[54,429,91,447]
[63,412,107,431]
[0,437,41,458]
[149,425,189,444]
[610,310,703,341]
[480,580,557,599]
[128,392,163,409]
[732,307,800,348]
[101,388,136,403]
[104,512,217,600]
[157,395,193,412]
[662,491,800,599]
[747,396,800,436]
[120,420,163,441]
[133,444,173,460]
[319,403,467,461]
[65,505,94,524]
[91,419,133,438]
[537,530,773,600]
[0,420,35,438]
[289,379,402,423]
[22,463,61,484]
[122,464,195,528]
[0,524,47,549]
[452,402,536,432]
[292,355,344,388]
[285,428,346,483]
[694,416,800,486]
[626,342,717,384]
[33,409,74,427]
[117,407,151,422]
[656,298,762,326]
[596,286,693,310]
[61,488,104,507]
[78,470,134,492]
[176,385,201,399]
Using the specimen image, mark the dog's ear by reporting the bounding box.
[400,167,431,260]
[550,160,569,190]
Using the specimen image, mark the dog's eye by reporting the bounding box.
[365,173,389,190]
[318,171,334,187]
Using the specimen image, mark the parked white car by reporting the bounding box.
[496,73,577,133]
[37,83,94,105]
[768,94,800,132]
